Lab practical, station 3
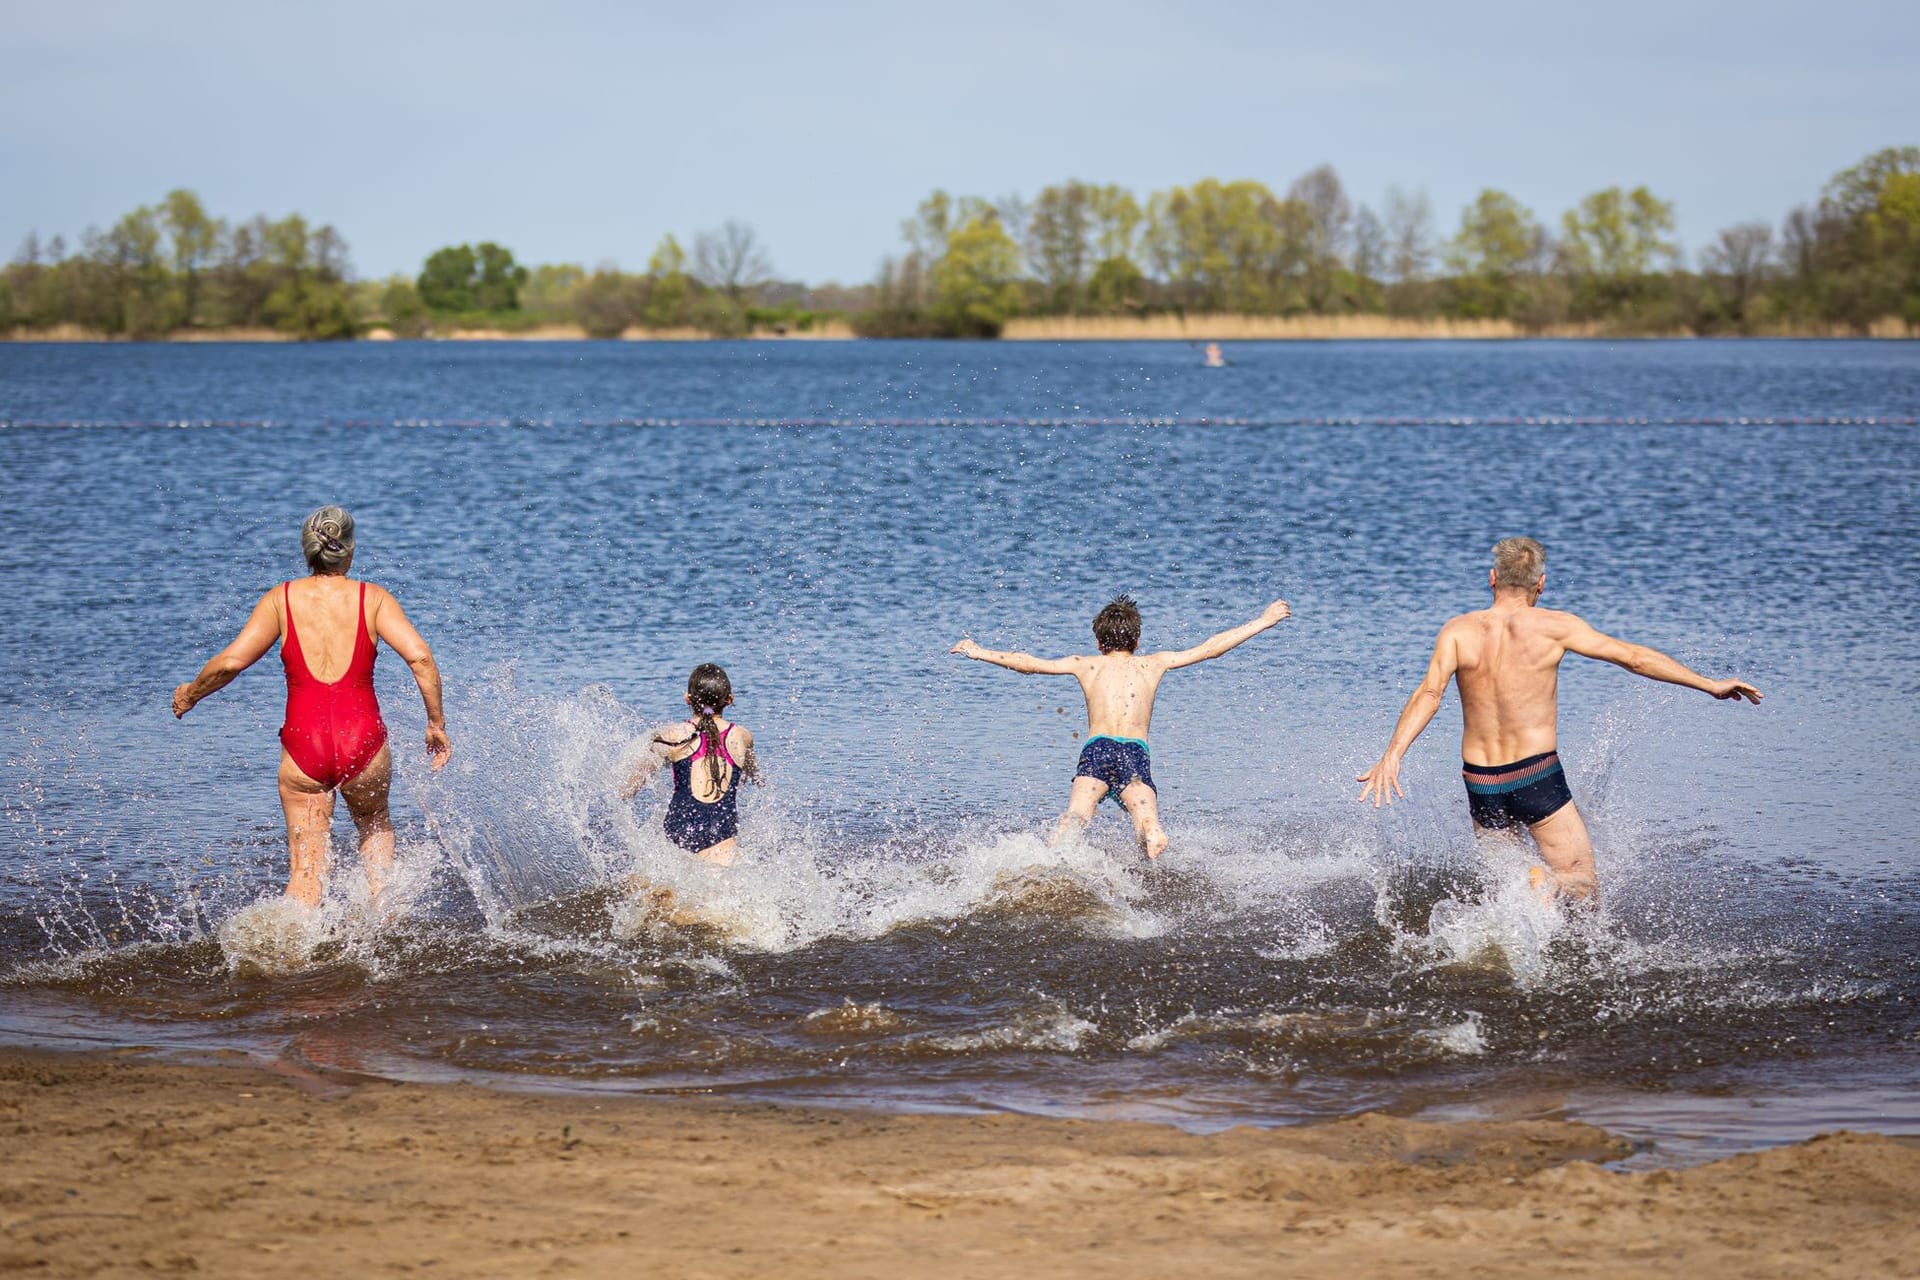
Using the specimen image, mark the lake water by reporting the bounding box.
[2,338,1916,1165]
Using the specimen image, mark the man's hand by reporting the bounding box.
[425,724,452,771]
[172,684,196,718]
[950,637,982,659]
[1709,679,1763,704]
[1356,755,1404,807]
[1262,600,1291,626]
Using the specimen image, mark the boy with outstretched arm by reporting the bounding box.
[951,594,1290,858]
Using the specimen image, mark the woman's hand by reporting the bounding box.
[425,724,452,771]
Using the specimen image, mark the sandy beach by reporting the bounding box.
[1,1048,1914,1278]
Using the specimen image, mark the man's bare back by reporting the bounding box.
[1357,538,1760,900]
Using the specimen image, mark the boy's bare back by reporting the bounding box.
[1069,651,1171,740]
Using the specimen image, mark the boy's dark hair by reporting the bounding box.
[1092,595,1142,653]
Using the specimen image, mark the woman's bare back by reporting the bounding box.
[282,577,379,681]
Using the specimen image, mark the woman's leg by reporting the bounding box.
[340,744,396,900]
[278,751,335,907]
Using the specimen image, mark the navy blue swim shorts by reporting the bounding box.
[1075,735,1155,805]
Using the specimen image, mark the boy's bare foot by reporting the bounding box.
[1143,827,1169,859]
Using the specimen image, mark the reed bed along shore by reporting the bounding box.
[1000,313,1919,341]
[4,315,1910,342]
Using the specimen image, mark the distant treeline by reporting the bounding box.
[4,147,1916,340]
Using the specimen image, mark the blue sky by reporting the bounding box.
[3,0,1914,283]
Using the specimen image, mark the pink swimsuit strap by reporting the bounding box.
[689,722,738,768]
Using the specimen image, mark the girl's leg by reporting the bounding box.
[278,751,335,907]
[694,836,738,866]
[340,744,396,901]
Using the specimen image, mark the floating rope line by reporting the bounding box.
[1,415,1914,430]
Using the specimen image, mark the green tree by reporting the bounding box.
[1700,223,1774,330]
[1025,181,1094,311]
[1287,164,1352,310]
[1822,146,1920,220]
[265,277,355,338]
[1145,179,1298,313]
[1816,149,1920,326]
[1444,189,1542,319]
[1088,184,1143,266]
[472,242,528,311]
[930,212,1022,336]
[417,244,478,311]
[93,205,172,336]
[1086,255,1146,313]
[521,263,586,317]
[643,234,691,327]
[379,276,429,337]
[160,189,222,328]
[573,268,644,337]
[259,214,354,338]
[1560,186,1677,279]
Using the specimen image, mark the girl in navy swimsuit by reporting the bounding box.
[622,664,759,865]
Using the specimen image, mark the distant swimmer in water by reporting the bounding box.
[172,506,452,908]
[952,594,1291,858]
[1356,537,1761,902]
[1203,341,1227,367]
[621,664,760,866]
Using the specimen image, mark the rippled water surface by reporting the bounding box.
[2,339,1916,1158]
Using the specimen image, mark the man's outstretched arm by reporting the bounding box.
[1558,618,1763,703]
[1357,627,1459,807]
[1158,599,1291,670]
[950,638,1083,675]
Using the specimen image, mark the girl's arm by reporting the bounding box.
[620,723,696,799]
[735,727,761,784]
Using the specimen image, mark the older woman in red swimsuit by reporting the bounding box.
[173,507,452,908]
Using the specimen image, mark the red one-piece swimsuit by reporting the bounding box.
[279,581,388,789]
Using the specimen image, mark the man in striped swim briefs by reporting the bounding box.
[1355,537,1762,901]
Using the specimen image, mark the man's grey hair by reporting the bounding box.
[301,506,356,573]
[1491,536,1545,589]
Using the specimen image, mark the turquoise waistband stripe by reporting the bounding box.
[1463,765,1563,795]
[1085,734,1150,751]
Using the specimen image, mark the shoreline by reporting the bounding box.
[5,314,1914,343]
[1,1046,1915,1277]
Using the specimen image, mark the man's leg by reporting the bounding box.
[340,744,396,902]
[1052,777,1108,845]
[278,752,335,908]
[1118,782,1169,859]
[1527,801,1598,902]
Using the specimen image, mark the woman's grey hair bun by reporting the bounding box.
[301,506,356,573]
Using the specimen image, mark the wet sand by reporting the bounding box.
[1,1049,1916,1277]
